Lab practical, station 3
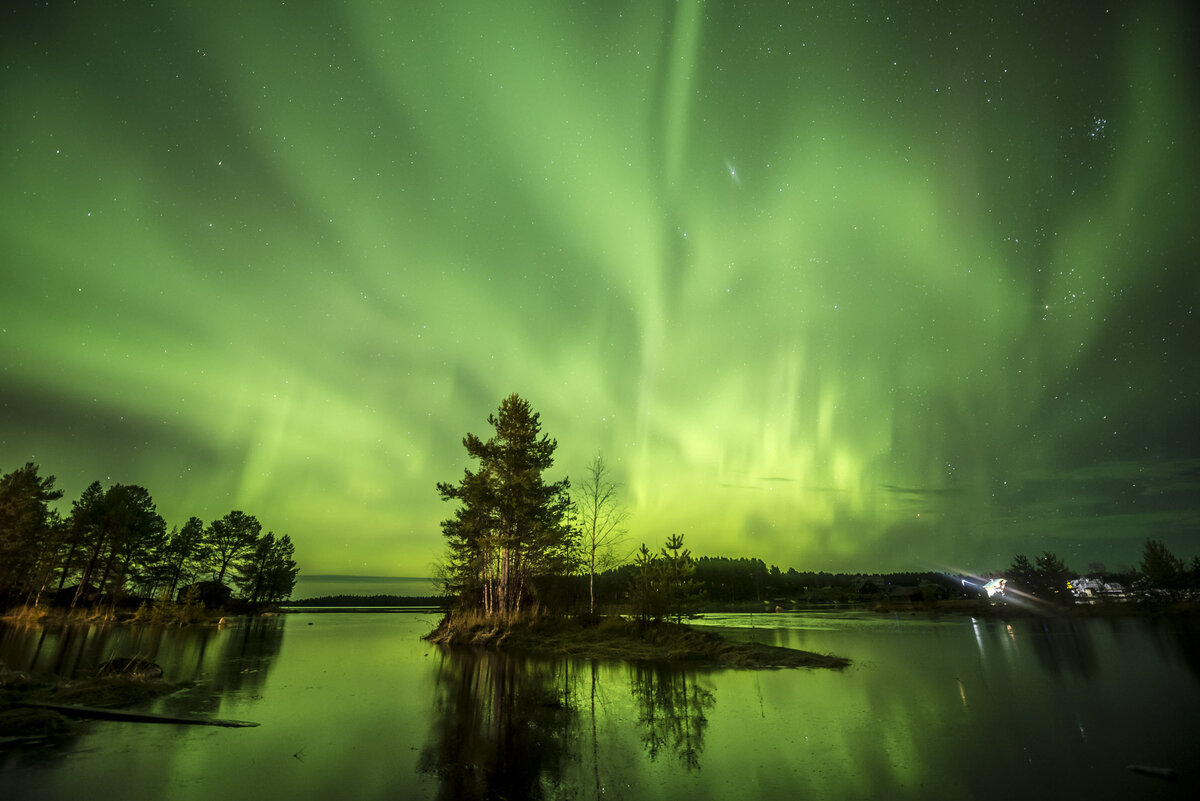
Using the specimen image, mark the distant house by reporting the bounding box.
[52,584,102,607]
[1069,577,1127,602]
[177,580,233,609]
[851,576,885,595]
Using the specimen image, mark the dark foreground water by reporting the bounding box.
[2,611,1198,800]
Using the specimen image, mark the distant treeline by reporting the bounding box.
[583,556,966,607]
[283,594,450,607]
[582,543,1200,609]
[1003,541,1200,603]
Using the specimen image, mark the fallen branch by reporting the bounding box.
[16,701,259,728]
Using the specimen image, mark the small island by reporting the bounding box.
[425,613,850,670]
[428,395,851,670]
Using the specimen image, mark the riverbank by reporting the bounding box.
[1,604,275,627]
[424,613,850,669]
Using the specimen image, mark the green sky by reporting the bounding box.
[2,1,1197,577]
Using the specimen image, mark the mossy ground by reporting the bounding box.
[424,611,849,669]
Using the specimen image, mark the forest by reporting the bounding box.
[0,461,299,615]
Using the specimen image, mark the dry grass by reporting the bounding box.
[2,606,121,626]
[1,605,52,625]
[2,601,224,628]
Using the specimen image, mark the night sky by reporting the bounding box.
[2,1,1197,579]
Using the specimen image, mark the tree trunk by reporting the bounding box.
[72,537,106,608]
[56,541,79,593]
[588,551,597,616]
[499,544,510,616]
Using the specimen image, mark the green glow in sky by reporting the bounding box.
[2,1,1197,576]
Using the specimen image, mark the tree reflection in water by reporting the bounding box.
[628,663,715,771]
[420,646,721,798]
[0,616,285,692]
[419,647,575,800]
[0,616,287,763]
[155,617,286,718]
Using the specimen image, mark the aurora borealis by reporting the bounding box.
[2,1,1197,578]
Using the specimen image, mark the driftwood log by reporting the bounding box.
[16,700,259,728]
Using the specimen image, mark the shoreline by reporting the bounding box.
[6,597,1194,629]
[700,598,1200,618]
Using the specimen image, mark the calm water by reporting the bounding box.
[2,611,1198,800]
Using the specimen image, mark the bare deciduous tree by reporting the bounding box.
[575,455,629,615]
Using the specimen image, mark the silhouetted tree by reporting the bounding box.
[1006,551,1070,602]
[629,544,665,623]
[1034,551,1071,602]
[60,480,105,604]
[1007,553,1035,587]
[236,531,299,605]
[3,460,301,610]
[1140,538,1185,596]
[205,510,262,585]
[660,534,703,623]
[63,482,164,608]
[24,510,67,607]
[630,534,703,624]
[436,394,575,616]
[93,484,166,608]
[0,462,64,605]
[160,516,209,600]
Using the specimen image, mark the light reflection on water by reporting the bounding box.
[2,612,1199,799]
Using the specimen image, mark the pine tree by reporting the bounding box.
[630,535,704,624]
[205,510,262,585]
[629,544,664,624]
[660,534,702,623]
[0,463,64,605]
[436,394,575,617]
[236,531,299,606]
[1140,539,1185,595]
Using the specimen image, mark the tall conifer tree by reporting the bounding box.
[437,394,575,616]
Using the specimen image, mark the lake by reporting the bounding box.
[3,610,1198,799]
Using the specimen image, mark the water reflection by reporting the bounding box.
[155,619,286,718]
[419,647,576,800]
[1,617,287,768]
[1024,618,1099,680]
[0,617,284,689]
[419,647,722,798]
[629,663,714,770]
[1142,615,1200,682]
[5,613,1199,799]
